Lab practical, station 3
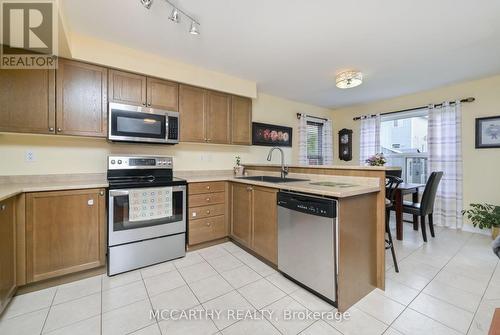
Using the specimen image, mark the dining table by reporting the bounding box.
[388,182,425,240]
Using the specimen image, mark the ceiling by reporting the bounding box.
[62,0,500,108]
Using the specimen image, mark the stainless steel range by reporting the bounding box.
[107,155,186,276]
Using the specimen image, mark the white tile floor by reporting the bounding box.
[1,221,498,335]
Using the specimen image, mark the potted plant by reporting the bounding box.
[462,203,500,239]
[233,156,244,176]
[365,153,387,166]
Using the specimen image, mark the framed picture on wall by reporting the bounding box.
[476,116,500,148]
[251,122,292,147]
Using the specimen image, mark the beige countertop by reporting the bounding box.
[0,174,108,202]
[0,167,381,201]
[243,163,402,171]
[177,170,380,198]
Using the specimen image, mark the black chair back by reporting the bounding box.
[386,175,403,205]
[420,171,443,215]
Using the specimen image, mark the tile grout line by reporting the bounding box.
[138,269,161,334]
[38,286,58,335]
[384,231,476,334]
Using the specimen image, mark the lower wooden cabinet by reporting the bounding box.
[25,188,106,283]
[188,182,228,246]
[230,183,278,264]
[0,197,16,314]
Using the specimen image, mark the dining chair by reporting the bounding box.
[399,171,443,242]
[385,175,403,272]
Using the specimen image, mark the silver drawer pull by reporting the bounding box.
[0,204,6,211]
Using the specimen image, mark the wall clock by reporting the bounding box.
[338,128,353,161]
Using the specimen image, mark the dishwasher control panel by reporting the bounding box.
[277,191,336,218]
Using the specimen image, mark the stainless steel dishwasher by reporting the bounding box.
[277,191,337,305]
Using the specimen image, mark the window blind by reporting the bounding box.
[307,120,324,165]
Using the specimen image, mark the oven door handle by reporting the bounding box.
[109,190,130,197]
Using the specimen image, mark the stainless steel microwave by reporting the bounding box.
[108,102,179,144]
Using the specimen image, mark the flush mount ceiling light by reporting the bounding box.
[336,71,363,89]
[140,0,200,35]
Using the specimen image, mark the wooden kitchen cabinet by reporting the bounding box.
[56,59,108,137]
[179,85,207,142]
[251,187,278,264]
[146,77,179,111]
[26,188,106,283]
[206,91,231,144]
[230,183,278,264]
[109,69,178,111]
[0,197,16,314]
[0,69,55,134]
[231,96,252,145]
[108,69,147,106]
[230,183,253,247]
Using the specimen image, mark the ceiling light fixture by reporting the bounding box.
[140,0,200,35]
[189,21,200,35]
[169,7,180,23]
[336,71,363,89]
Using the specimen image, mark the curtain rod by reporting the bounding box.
[296,113,328,121]
[352,97,475,121]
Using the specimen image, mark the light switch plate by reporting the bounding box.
[25,150,35,162]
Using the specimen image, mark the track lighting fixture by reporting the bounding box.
[140,0,200,35]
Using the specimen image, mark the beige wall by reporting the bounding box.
[0,93,331,175]
[331,74,500,231]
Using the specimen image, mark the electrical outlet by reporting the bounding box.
[25,150,36,162]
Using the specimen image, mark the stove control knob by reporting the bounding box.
[111,160,116,164]
[118,160,122,164]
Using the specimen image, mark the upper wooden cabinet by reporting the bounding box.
[0,69,55,134]
[0,197,16,314]
[179,85,207,142]
[26,188,106,283]
[179,85,251,145]
[109,69,178,111]
[231,96,252,145]
[147,77,179,111]
[108,70,147,106]
[206,91,231,144]
[56,59,108,137]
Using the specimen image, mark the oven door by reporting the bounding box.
[108,185,186,246]
[109,103,169,143]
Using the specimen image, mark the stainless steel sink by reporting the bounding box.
[236,175,309,183]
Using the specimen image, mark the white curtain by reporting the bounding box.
[298,114,308,165]
[428,101,463,229]
[359,115,381,165]
[322,119,333,165]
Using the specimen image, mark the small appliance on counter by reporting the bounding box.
[108,103,179,144]
[107,155,186,275]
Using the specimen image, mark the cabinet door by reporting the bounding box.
[206,91,230,144]
[56,59,108,137]
[147,77,178,111]
[231,96,252,145]
[0,69,55,134]
[26,189,105,283]
[252,187,278,264]
[179,85,207,142]
[230,183,252,247]
[0,197,16,313]
[109,70,146,106]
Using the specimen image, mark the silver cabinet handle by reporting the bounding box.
[57,128,62,132]
[246,186,253,191]
[206,222,212,227]
[147,103,152,107]
[49,127,54,132]
[206,210,211,214]
[0,204,6,211]
[99,190,105,196]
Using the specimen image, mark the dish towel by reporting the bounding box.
[129,187,173,222]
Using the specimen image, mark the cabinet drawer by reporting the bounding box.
[189,204,225,220]
[189,192,225,208]
[188,182,225,195]
[189,215,226,245]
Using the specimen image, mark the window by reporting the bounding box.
[307,121,324,165]
[380,109,429,183]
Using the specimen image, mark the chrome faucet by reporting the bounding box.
[267,147,289,179]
